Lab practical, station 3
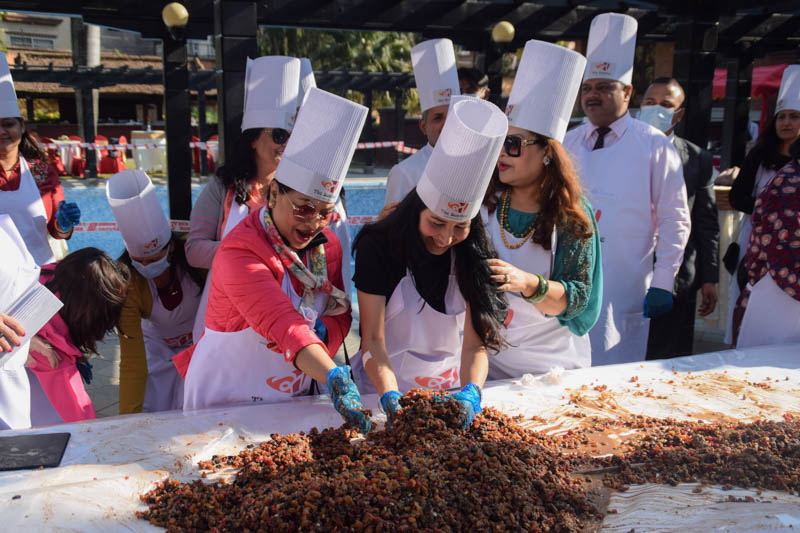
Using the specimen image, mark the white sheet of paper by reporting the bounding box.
[0,280,63,367]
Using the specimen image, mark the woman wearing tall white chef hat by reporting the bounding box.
[108,169,204,414]
[177,88,371,434]
[482,40,602,378]
[351,97,510,430]
[187,56,300,343]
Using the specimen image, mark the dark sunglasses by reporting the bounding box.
[269,128,291,145]
[503,135,545,157]
[287,197,334,223]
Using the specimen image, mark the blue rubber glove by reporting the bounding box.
[435,382,482,430]
[380,390,402,424]
[313,318,328,344]
[56,200,81,231]
[76,356,93,385]
[643,287,674,318]
[327,366,371,434]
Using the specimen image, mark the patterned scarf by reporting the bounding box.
[262,208,350,317]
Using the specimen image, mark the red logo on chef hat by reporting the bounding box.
[447,202,469,213]
[415,367,459,390]
[593,62,612,73]
[266,369,308,394]
[321,179,339,193]
[143,237,160,251]
[438,88,453,98]
[505,104,514,117]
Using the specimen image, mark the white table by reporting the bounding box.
[1,343,798,531]
[131,131,166,173]
[53,140,81,173]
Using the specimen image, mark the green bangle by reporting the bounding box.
[524,274,549,304]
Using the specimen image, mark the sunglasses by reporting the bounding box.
[287,197,334,223]
[268,128,291,145]
[503,135,545,157]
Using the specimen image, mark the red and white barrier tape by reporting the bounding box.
[46,141,418,154]
[73,216,378,232]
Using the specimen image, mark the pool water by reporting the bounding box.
[65,180,387,300]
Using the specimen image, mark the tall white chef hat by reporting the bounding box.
[274,88,367,203]
[0,54,21,118]
[106,170,171,258]
[412,38,460,112]
[297,57,316,108]
[583,13,638,85]
[775,65,800,114]
[416,98,507,222]
[241,56,300,132]
[506,40,586,143]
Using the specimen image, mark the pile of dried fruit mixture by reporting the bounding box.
[137,391,800,532]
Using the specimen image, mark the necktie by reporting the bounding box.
[592,126,611,151]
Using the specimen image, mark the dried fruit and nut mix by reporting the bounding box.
[137,391,800,532]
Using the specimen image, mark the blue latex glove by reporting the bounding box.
[643,287,674,318]
[313,318,328,344]
[56,200,81,231]
[435,382,482,430]
[327,366,371,434]
[380,390,402,424]
[76,356,93,385]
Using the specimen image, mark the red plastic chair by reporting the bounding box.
[100,136,126,174]
[94,134,110,160]
[40,137,67,176]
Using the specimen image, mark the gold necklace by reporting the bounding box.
[499,189,536,250]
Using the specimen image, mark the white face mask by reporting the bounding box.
[639,105,675,133]
[131,254,170,279]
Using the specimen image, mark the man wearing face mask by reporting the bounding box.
[108,170,205,414]
[563,13,691,366]
[383,39,461,209]
[640,77,719,359]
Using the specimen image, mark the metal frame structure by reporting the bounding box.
[5,0,800,218]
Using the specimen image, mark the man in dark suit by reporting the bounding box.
[640,77,720,358]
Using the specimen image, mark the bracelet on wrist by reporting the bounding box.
[524,274,549,304]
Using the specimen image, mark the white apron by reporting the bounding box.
[351,254,466,394]
[481,207,590,380]
[191,200,249,345]
[141,271,202,411]
[0,215,40,430]
[737,275,800,349]
[183,225,331,410]
[724,165,778,344]
[567,126,655,365]
[0,157,56,265]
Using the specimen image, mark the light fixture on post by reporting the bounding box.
[162,2,190,40]
[491,21,515,44]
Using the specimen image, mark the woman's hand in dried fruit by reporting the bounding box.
[380,390,403,425]
[327,366,372,434]
[435,383,482,430]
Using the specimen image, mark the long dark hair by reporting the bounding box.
[45,247,130,354]
[118,233,205,293]
[354,189,508,352]
[752,113,796,171]
[17,119,47,161]
[215,128,264,205]
[484,135,593,250]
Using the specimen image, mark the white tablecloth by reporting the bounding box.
[53,141,81,173]
[132,138,166,173]
[1,343,799,531]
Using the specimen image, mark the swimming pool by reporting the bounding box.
[64,179,387,300]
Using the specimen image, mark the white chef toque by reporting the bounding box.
[297,57,316,108]
[274,88,367,203]
[411,38,460,112]
[506,40,586,143]
[416,98,507,222]
[583,13,638,86]
[775,65,800,114]
[0,54,21,118]
[106,170,172,258]
[241,56,300,132]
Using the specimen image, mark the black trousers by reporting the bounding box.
[646,288,697,360]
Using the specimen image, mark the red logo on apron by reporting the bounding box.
[266,369,307,394]
[163,332,193,349]
[414,367,459,390]
[594,209,602,222]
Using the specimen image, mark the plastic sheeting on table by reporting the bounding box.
[0,343,799,531]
